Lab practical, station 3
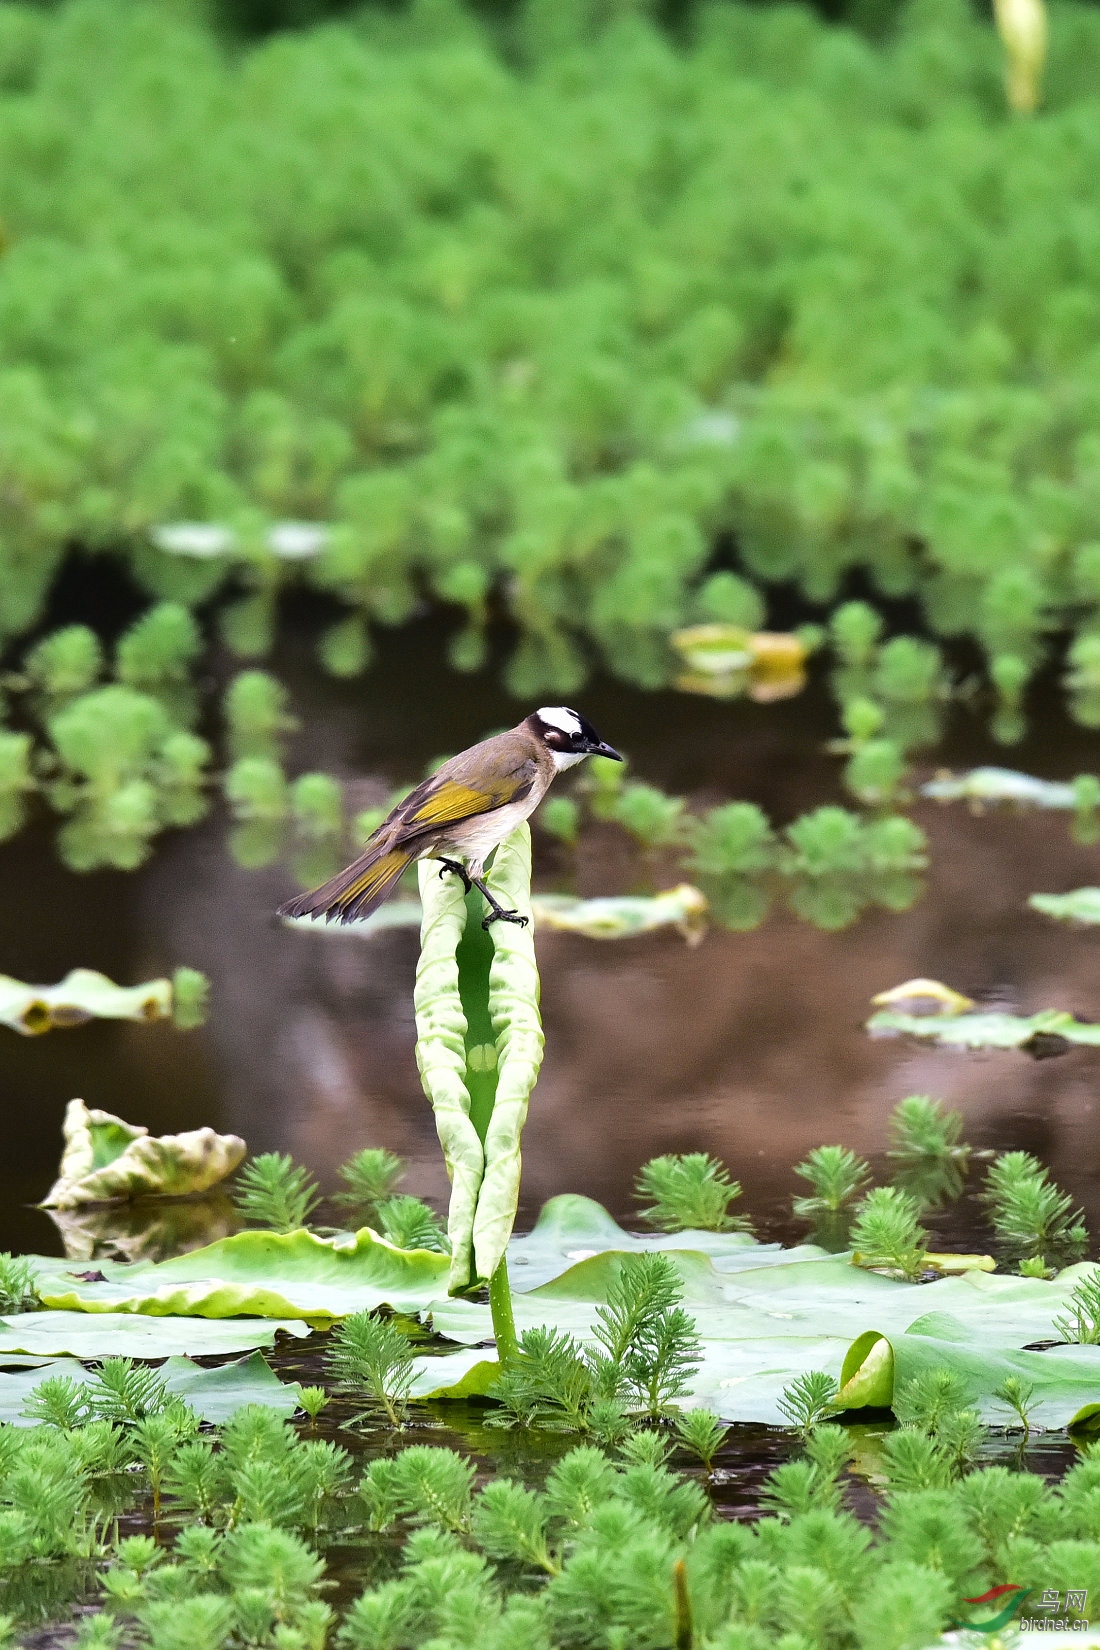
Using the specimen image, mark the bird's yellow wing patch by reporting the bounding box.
[405,780,506,827]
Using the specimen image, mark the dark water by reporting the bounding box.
[3,607,1100,1262]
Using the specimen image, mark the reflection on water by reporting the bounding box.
[2,612,1100,1260]
[45,1194,238,1263]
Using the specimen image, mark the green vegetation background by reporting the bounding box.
[4,0,1100,696]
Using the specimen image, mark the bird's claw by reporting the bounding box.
[482,908,529,930]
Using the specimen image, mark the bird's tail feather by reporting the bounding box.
[277,845,414,924]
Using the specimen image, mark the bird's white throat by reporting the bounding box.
[550,748,588,771]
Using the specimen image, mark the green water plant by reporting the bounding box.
[0,1254,39,1314]
[1054,1270,1100,1343]
[488,1253,701,1433]
[325,1310,415,1428]
[792,1146,871,1217]
[993,1374,1039,1433]
[982,1151,1087,1254]
[374,1195,450,1254]
[333,1147,406,1225]
[673,1409,729,1475]
[635,1152,751,1233]
[776,1372,839,1439]
[849,1186,929,1280]
[231,1152,321,1234]
[887,1096,969,1164]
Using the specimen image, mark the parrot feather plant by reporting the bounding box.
[414,825,543,1361]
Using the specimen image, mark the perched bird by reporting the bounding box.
[277,707,622,930]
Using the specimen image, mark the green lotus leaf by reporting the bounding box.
[290,887,711,942]
[0,1350,299,1425]
[1030,888,1100,925]
[0,967,173,1035]
[42,1097,246,1207]
[836,1329,1100,1428]
[0,1308,310,1357]
[417,1201,1100,1424]
[410,1349,502,1401]
[866,1006,1100,1051]
[530,885,709,943]
[415,826,544,1291]
[36,1227,450,1321]
[158,1351,301,1420]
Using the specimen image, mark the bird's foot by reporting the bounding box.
[481,904,529,930]
[437,857,473,892]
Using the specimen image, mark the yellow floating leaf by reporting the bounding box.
[870,978,975,1017]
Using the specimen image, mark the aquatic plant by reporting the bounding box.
[0,1253,39,1314]
[849,1186,929,1280]
[374,1194,450,1254]
[993,1374,1039,1433]
[673,1409,729,1475]
[333,1147,405,1224]
[1054,1270,1100,1344]
[792,1145,872,1217]
[231,1152,321,1233]
[325,1311,415,1428]
[887,1095,969,1164]
[776,1372,840,1439]
[981,1151,1087,1253]
[634,1152,751,1233]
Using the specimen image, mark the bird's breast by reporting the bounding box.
[434,791,546,872]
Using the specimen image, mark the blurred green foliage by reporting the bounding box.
[0,0,1096,723]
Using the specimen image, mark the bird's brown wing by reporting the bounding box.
[384,752,539,844]
[277,748,539,925]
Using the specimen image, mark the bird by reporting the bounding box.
[277,706,622,931]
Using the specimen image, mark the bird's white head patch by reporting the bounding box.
[536,706,583,737]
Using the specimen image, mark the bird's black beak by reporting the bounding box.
[592,740,623,761]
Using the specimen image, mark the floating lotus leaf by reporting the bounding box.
[530,885,708,944]
[921,767,1078,808]
[35,1226,450,1322]
[1030,889,1100,926]
[867,1006,1100,1053]
[286,887,710,942]
[0,1307,310,1357]
[415,827,544,1291]
[0,1350,300,1425]
[41,1097,246,1207]
[670,626,807,702]
[412,1196,1100,1425]
[0,967,172,1035]
[870,978,974,1017]
[837,1323,1100,1428]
